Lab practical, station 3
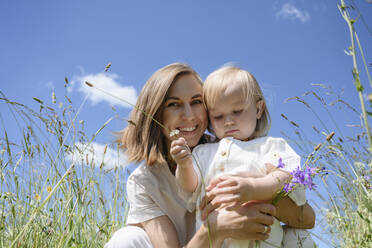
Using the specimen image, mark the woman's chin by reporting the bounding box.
[181,131,202,148]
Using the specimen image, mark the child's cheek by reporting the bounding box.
[213,122,225,139]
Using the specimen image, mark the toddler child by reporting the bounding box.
[170,66,315,248]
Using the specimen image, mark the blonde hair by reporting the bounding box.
[119,63,203,166]
[203,65,271,138]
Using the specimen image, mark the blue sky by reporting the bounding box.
[1,0,371,246]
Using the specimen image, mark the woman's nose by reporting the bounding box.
[182,104,195,120]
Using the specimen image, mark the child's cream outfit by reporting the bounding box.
[180,136,315,248]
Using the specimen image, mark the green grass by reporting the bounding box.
[0,91,128,247]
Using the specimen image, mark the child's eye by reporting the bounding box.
[233,109,243,114]
[213,115,223,120]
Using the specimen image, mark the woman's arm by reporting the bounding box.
[275,196,315,229]
[140,215,181,248]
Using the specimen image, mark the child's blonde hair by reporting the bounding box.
[203,65,271,138]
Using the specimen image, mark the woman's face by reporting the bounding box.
[162,74,208,149]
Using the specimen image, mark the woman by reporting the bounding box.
[105,63,315,248]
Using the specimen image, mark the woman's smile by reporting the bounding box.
[178,125,200,137]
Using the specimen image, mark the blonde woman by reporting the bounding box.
[105,63,315,248]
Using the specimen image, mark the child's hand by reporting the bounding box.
[265,163,280,173]
[204,175,256,208]
[170,137,191,168]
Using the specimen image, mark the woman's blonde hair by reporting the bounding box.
[119,63,203,166]
[203,65,271,138]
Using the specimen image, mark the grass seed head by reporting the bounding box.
[281,113,288,120]
[314,144,322,151]
[104,63,112,72]
[52,92,56,104]
[290,121,299,127]
[64,77,69,87]
[326,131,335,141]
[85,81,93,87]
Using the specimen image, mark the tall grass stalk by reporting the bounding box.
[339,0,372,152]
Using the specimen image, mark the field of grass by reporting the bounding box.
[0,89,130,247]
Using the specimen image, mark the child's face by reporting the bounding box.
[208,88,262,141]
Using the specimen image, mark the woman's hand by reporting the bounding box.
[208,201,275,241]
[187,201,276,248]
[170,137,191,167]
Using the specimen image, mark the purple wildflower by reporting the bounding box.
[283,182,295,192]
[283,165,318,192]
[277,158,285,169]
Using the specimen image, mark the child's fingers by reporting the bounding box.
[176,149,191,161]
[170,143,188,155]
[170,148,190,163]
[216,178,237,188]
[170,137,187,147]
[213,186,239,196]
[179,137,187,144]
[169,145,181,156]
[264,163,277,172]
[206,176,228,191]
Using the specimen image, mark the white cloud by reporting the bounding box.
[70,72,137,108]
[67,142,130,170]
[276,3,310,23]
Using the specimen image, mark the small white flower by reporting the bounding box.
[169,129,180,138]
